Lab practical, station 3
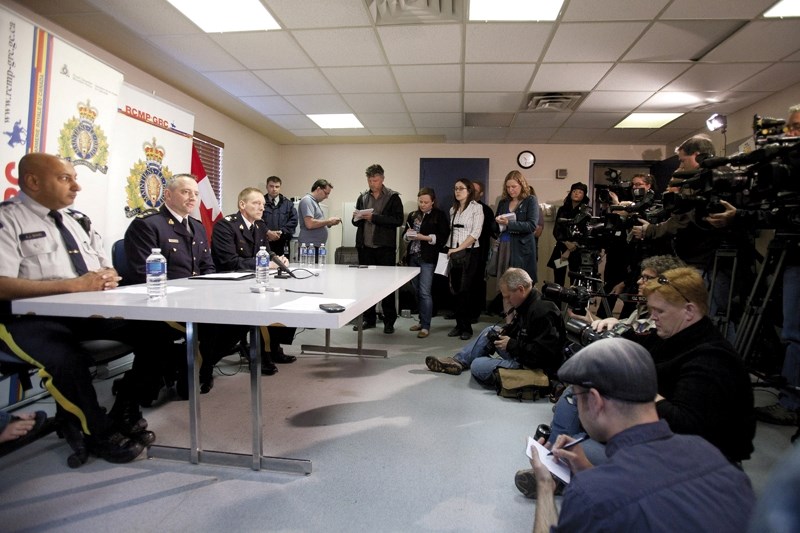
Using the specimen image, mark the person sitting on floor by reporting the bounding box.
[527,337,755,533]
[425,268,564,386]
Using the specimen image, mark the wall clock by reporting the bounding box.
[517,150,536,169]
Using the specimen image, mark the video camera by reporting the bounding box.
[663,114,800,222]
[597,168,632,204]
[542,281,595,314]
[562,317,632,357]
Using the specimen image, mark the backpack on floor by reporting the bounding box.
[493,367,550,402]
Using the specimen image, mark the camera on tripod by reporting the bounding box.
[542,282,594,314]
[598,168,632,204]
[563,317,632,357]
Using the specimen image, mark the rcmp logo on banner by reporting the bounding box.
[58,100,110,173]
[125,137,173,218]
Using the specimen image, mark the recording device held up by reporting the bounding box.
[562,317,632,357]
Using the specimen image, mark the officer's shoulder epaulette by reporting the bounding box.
[66,208,92,234]
[224,215,235,221]
[0,199,18,208]
[136,208,160,219]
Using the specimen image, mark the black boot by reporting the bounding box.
[85,431,145,464]
[109,385,156,447]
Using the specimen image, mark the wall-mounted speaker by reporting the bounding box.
[556,168,568,179]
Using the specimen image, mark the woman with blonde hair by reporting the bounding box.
[493,170,540,282]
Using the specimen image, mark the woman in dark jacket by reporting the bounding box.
[403,188,449,338]
[493,170,540,282]
[547,181,590,286]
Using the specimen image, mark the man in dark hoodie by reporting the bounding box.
[351,164,404,334]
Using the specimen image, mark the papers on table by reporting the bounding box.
[271,296,355,311]
[189,272,255,280]
[526,436,572,484]
[353,208,374,221]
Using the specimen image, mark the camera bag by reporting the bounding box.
[493,367,550,402]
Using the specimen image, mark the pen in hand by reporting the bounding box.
[547,435,589,456]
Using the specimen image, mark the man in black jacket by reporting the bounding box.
[351,164,404,334]
[261,175,297,257]
[425,268,565,386]
[212,187,297,376]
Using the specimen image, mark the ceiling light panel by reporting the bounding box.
[764,0,800,17]
[615,113,683,128]
[307,114,364,129]
[166,0,280,32]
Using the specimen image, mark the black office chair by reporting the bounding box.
[111,239,136,286]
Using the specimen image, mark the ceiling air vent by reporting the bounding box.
[525,92,586,112]
[368,0,464,25]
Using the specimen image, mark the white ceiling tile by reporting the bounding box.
[506,128,557,141]
[393,64,462,92]
[731,63,800,92]
[327,128,372,137]
[253,69,335,95]
[786,50,800,61]
[416,127,463,141]
[378,24,462,65]
[411,112,462,128]
[268,114,318,129]
[624,21,745,61]
[264,0,373,29]
[241,96,299,115]
[703,20,800,62]
[530,64,613,92]
[707,92,774,114]
[579,91,654,112]
[284,94,351,114]
[358,113,413,128]
[148,34,242,71]
[203,71,275,97]
[343,93,407,113]
[640,91,710,111]
[658,113,708,130]
[465,64,534,92]
[550,128,606,142]
[212,32,313,69]
[464,92,525,113]
[595,63,691,91]
[403,93,462,113]
[664,63,771,92]
[600,128,660,142]
[369,128,418,136]
[465,23,551,63]
[544,22,648,62]
[513,113,570,128]
[660,0,776,19]
[563,0,669,21]
[322,66,397,94]
[290,129,328,137]
[645,128,698,143]
[294,28,385,67]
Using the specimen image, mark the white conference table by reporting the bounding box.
[12,264,419,473]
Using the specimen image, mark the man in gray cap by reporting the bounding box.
[529,337,754,533]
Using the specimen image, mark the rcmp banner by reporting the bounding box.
[105,83,194,251]
[0,5,122,206]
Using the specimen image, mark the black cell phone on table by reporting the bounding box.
[319,303,345,313]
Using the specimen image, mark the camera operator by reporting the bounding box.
[547,182,590,286]
[515,266,755,497]
[425,268,565,387]
[599,174,657,319]
[631,135,753,341]
[704,103,800,426]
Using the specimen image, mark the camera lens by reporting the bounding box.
[534,424,551,442]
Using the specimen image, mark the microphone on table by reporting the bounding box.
[269,251,296,279]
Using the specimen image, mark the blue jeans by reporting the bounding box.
[453,326,521,383]
[548,385,608,466]
[780,264,800,410]
[409,255,434,330]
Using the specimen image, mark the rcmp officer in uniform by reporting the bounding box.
[123,175,231,397]
[0,153,151,463]
[212,187,297,376]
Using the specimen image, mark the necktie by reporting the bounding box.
[48,210,89,276]
[183,217,192,235]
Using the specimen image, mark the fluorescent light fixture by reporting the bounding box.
[166,0,280,32]
[469,0,564,21]
[763,0,800,18]
[307,114,364,129]
[615,113,683,128]
[706,113,727,133]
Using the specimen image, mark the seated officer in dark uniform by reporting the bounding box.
[211,187,297,376]
[123,175,236,397]
[0,153,150,463]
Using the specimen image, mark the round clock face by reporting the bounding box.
[517,150,536,169]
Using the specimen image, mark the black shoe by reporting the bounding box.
[109,397,155,447]
[444,312,456,320]
[200,375,214,394]
[353,321,377,331]
[460,330,473,341]
[447,327,461,337]
[271,347,297,364]
[86,432,145,464]
[261,361,278,376]
[384,324,395,334]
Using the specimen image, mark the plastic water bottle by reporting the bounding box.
[255,246,270,285]
[299,242,308,266]
[146,248,167,300]
[318,243,327,268]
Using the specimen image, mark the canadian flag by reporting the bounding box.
[190,144,222,241]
